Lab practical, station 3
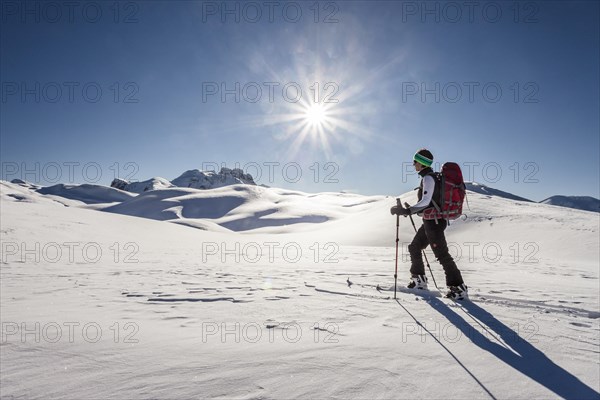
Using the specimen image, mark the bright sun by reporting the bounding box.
[305,103,327,127]
[254,78,362,158]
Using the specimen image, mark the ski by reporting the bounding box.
[373,282,471,301]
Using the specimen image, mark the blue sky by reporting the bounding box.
[1,1,598,201]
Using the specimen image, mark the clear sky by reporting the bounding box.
[1,1,599,201]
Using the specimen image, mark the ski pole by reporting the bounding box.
[404,202,439,290]
[394,198,401,299]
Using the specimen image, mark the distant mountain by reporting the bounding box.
[111,167,255,193]
[540,196,600,213]
[171,167,255,189]
[111,177,174,193]
[465,183,599,213]
[465,182,532,202]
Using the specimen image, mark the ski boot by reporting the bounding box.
[407,274,428,290]
[445,284,468,300]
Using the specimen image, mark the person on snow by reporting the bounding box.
[390,148,468,300]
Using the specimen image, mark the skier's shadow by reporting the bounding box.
[425,297,599,399]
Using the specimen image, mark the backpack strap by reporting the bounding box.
[425,171,443,224]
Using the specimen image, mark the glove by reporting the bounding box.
[398,206,411,216]
[390,205,411,216]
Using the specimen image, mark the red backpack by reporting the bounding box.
[423,162,466,221]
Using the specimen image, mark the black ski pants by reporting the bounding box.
[408,219,464,287]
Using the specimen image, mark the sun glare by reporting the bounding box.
[305,103,327,127]
[245,62,376,158]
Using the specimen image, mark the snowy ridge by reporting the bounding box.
[466,182,600,213]
[541,195,600,213]
[110,167,256,193]
[171,167,256,189]
[36,183,135,205]
[110,177,175,193]
[466,182,532,202]
[2,180,599,248]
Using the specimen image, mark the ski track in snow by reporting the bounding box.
[109,263,597,321]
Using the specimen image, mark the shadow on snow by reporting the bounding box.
[406,298,599,400]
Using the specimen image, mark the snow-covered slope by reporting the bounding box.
[466,182,532,202]
[1,180,598,399]
[36,183,135,205]
[541,195,600,213]
[101,184,381,232]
